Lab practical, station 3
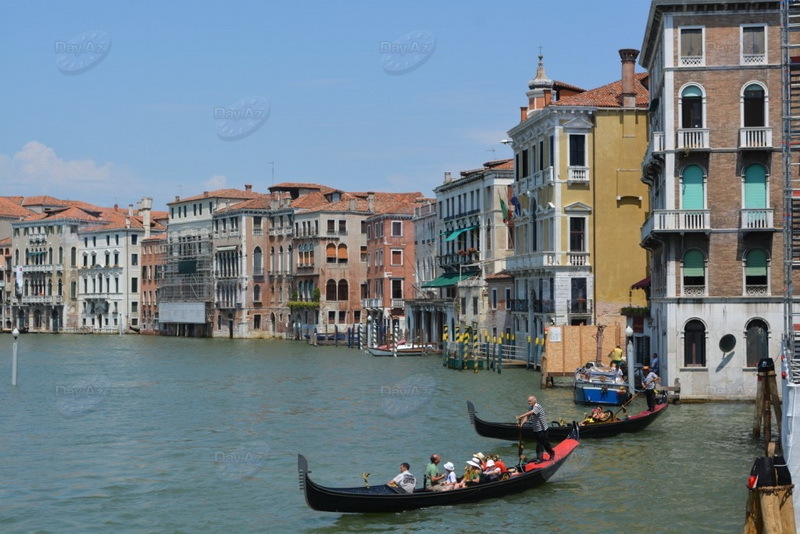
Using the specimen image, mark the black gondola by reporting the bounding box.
[467,393,668,442]
[298,425,579,514]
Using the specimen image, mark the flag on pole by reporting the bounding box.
[499,194,509,223]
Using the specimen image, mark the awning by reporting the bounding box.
[422,272,475,288]
[444,225,477,242]
[630,276,651,290]
[216,245,237,252]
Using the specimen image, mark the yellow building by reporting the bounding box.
[505,49,650,359]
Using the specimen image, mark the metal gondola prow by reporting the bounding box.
[467,400,477,425]
[298,454,309,491]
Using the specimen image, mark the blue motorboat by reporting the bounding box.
[573,364,631,405]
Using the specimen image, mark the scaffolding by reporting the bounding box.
[782,0,800,383]
[159,233,214,303]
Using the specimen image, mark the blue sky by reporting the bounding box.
[0,0,652,211]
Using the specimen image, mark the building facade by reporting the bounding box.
[640,0,784,399]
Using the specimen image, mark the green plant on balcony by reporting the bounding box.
[620,306,650,317]
[287,301,320,311]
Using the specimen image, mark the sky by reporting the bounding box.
[0,0,653,212]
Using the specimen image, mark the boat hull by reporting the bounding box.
[573,382,630,405]
[467,395,668,441]
[367,347,430,356]
[298,429,579,513]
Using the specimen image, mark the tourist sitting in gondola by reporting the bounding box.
[579,406,615,426]
[451,459,482,489]
[490,454,508,475]
[482,459,502,482]
[387,462,416,493]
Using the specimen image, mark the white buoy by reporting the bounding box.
[11,327,19,386]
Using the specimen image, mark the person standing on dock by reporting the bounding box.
[609,345,624,368]
[651,353,660,376]
[516,396,555,463]
[642,366,659,412]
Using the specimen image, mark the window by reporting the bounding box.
[522,149,529,177]
[568,134,586,167]
[391,221,402,237]
[504,288,511,310]
[254,285,261,302]
[742,26,766,64]
[681,86,704,128]
[472,297,478,315]
[253,247,263,274]
[326,243,337,263]
[681,165,705,209]
[360,246,367,262]
[131,235,138,245]
[746,319,769,367]
[326,279,337,300]
[744,248,768,294]
[337,244,348,263]
[569,217,586,252]
[391,279,402,299]
[131,253,138,266]
[131,277,138,293]
[339,220,346,234]
[327,220,335,234]
[491,289,497,310]
[682,249,706,296]
[680,27,704,66]
[743,164,767,216]
[684,319,706,366]
[131,302,138,313]
[742,84,766,127]
[337,280,348,301]
[391,249,402,266]
[254,314,261,329]
[361,221,367,234]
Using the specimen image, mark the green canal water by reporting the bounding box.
[0,334,761,533]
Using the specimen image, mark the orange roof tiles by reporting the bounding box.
[169,188,268,204]
[552,73,649,108]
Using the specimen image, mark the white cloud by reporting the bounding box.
[0,141,113,186]
[204,174,228,189]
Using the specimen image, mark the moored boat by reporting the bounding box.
[367,341,433,356]
[467,393,668,442]
[574,364,630,405]
[298,425,579,513]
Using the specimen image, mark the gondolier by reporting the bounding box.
[642,366,659,412]
[516,395,555,463]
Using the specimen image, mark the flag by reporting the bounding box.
[510,195,521,217]
[499,195,509,223]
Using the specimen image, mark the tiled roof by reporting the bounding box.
[552,73,649,108]
[21,195,69,208]
[0,197,35,218]
[270,182,338,196]
[485,270,513,281]
[23,205,103,223]
[169,188,268,205]
[215,197,274,214]
[460,158,514,177]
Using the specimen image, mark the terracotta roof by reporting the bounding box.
[0,197,35,218]
[552,73,649,108]
[270,182,338,196]
[21,195,69,208]
[460,158,514,177]
[215,197,274,214]
[485,270,513,281]
[169,188,268,205]
[0,237,11,246]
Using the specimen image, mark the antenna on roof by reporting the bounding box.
[486,148,496,157]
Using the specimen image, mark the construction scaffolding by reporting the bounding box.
[158,233,214,335]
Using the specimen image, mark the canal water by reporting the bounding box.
[0,334,761,533]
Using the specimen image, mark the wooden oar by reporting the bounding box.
[613,388,646,418]
[516,420,525,463]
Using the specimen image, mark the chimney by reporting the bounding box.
[245,184,252,192]
[367,192,375,212]
[619,49,639,108]
[138,197,153,238]
[128,204,134,217]
[444,172,452,184]
[203,191,209,198]
[349,198,356,211]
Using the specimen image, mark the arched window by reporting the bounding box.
[743,163,767,209]
[682,249,706,296]
[326,279,337,300]
[744,248,768,294]
[681,165,705,210]
[337,279,349,301]
[681,85,704,128]
[745,319,769,367]
[71,247,77,267]
[743,83,766,127]
[254,285,261,302]
[684,319,706,367]
[337,243,348,263]
[326,243,337,263]
[253,246,263,275]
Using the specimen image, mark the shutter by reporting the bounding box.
[745,249,767,276]
[681,165,704,209]
[683,249,705,277]
[744,165,767,208]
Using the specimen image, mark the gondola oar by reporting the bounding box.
[613,388,646,418]
[516,420,525,463]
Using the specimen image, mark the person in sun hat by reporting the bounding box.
[452,458,482,489]
[442,462,457,488]
[473,452,487,469]
[482,459,502,482]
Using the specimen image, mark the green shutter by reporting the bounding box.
[745,249,767,276]
[683,249,705,277]
[744,165,767,209]
[681,165,704,210]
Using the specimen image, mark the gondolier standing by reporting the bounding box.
[516,395,555,463]
[641,366,659,412]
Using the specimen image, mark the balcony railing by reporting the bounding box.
[532,299,554,314]
[742,53,766,65]
[22,264,62,273]
[506,251,589,271]
[362,298,382,308]
[568,166,589,184]
[680,55,704,67]
[535,167,554,188]
[682,284,706,297]
[567,252,589,266]
[746,284,769,296]
[567,298,592,314]
[740,209,774,230]
[677,129,710,149]
[22,295,63,304]
[508,298,529,312]
[641,209,711,240]
[391,299,404,309]
[253,267,264,277]
[739,127,772,149]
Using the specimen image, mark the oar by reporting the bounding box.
[613,387,647,418]
[516,419,525,463]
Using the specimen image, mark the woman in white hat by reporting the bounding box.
[443,462,457,488]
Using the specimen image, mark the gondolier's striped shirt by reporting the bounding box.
[526,403,548,432]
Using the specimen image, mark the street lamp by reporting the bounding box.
[11,327,19,386]
[625,325,634,392]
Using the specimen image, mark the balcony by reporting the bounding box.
[253,267,265,277]
[742,53,766,65]
[391,299,404,309]
[567,166,589,184]
[22,295,63,305]
[22,264,62,273]
[739,127,772,149]
[680,55,704,67]
[682,284,706,297]
[567,298,592,315]
[534,167,554,188]
[641,209,711,241]
[362,298,382,308]
[567,252,589,266]
[506,251,590,271]
[740,209,775,231]
[746,284,769,296]
[508,298,528,312]
[532,299,555,314]
[677,129,710,150]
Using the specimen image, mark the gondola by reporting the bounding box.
[467,393,668,441]
[298,425,579,513]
